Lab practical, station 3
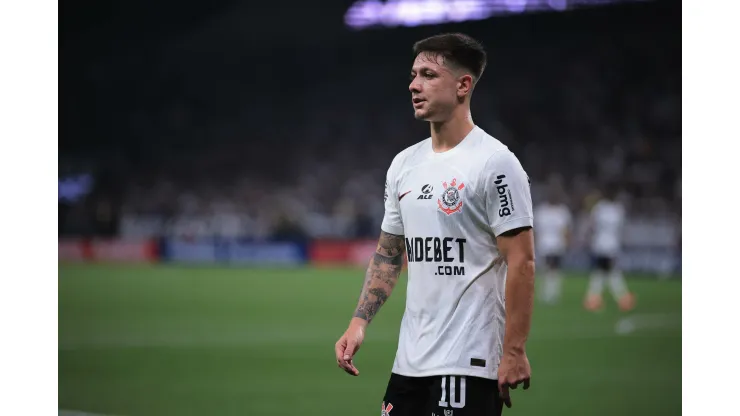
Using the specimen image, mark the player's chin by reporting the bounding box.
[413,109,432,120]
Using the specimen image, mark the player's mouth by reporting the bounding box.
[412,98,426,108]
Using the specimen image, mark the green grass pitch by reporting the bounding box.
[59,264,681,415]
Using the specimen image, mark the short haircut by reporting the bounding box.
[412,33,487,81]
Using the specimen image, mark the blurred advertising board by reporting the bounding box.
[160,238,308,266]
[59,238,679,275]
[309,240,378,267]
[58,239,89,261]
[58,239,158,262]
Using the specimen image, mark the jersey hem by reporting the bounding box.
[390,366,500,381]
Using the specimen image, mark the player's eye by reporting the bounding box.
[409,73,416,81]
[423,72,435,78]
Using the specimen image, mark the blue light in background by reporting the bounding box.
[58,174,93,203]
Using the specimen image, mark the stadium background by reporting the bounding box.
[59,0,681,415]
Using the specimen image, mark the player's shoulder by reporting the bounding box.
[460,128,522,175]
[388,138,431,172]
[468,128,510,158]
[477,129,527,169]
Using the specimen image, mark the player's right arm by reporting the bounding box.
[335,230,405,376]
[335,159,406,376]
[353,231,405,323]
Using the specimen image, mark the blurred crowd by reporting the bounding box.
[59,2,680,244]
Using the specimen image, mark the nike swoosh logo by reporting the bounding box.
[399,190,412,201]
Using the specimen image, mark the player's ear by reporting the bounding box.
[457,74,474,98]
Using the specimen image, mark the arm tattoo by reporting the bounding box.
[353,231,405,323]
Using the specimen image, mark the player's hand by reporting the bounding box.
[497,350,531,408]
[335,318,366,376]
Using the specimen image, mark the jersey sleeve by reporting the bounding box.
[380,158,404,236]
[482,150,534,237]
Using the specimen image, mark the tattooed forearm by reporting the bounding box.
[377,232,405,258]
[353,231,405,323]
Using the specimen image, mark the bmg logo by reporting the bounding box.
[494,175,513,217]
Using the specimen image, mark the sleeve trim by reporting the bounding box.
[493,216,533,237]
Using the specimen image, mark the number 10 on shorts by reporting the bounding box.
[439,376,466,408]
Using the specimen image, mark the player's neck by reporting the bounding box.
[429,108,475,153]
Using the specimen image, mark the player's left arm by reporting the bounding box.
[335,158,406,376]
[497,226,535,369]
[483,150,535,406]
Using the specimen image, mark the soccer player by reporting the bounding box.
[583,184,636,311]
[534,186,572,304]
[335,33,536,416]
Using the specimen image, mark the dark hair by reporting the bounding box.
[412,33,487,81]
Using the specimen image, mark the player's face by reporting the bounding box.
[409,53,463,122]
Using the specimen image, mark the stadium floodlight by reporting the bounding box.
[344,0,654,30]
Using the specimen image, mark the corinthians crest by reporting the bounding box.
[438,178,465,215]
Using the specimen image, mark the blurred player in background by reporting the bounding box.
[335,33,535,415]
[534,185,572,304]
[583,184,635,312]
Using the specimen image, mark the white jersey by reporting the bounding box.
[381,126,533,380]
[589,200,625,256]
[534,203,571,256]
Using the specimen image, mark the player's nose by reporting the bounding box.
[409,78,421,93]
